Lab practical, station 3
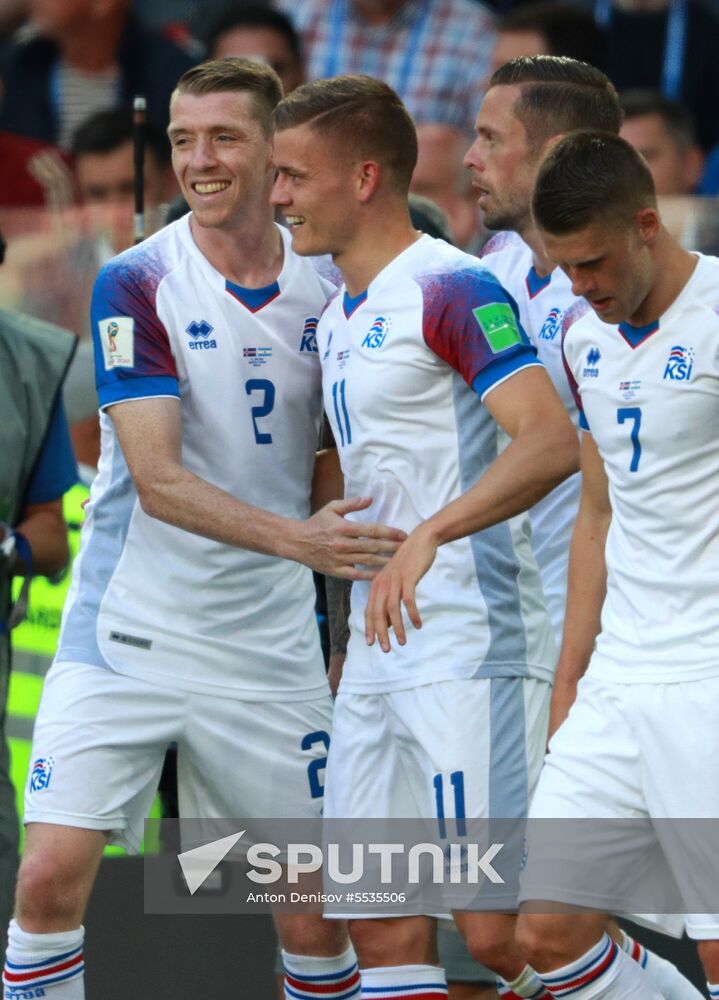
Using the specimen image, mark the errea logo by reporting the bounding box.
[186,320,217,351]
[583,346,601,378]
[362,316,390,350]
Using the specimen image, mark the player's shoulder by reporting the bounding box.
[412,235,512,303]
[561,298,594,349]
[95,217,187,301]
[480,230,526,261]
[688,253,719,308]
[480,232,532,292]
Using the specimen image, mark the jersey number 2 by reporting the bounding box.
[302,730,330,799]
[617,406,642,472]
[246,379,275,444]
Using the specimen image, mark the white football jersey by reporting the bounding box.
[58,216,335,700]
[482,232,581,646]
[319,235,556,693]
[563,252,719,682]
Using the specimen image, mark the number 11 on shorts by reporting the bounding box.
[434,770,467,838]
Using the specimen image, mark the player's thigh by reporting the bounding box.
[322,691,417,819]
[521,674,663,911]
[529,673,644,819]
[179,692,333,819]
[25,661,180,852]
[393,677,551,820]
[633,678,719,939]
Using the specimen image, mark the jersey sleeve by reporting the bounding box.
[91,256,179,410]
[24,396,79,505]
[418,263,540,400]
[561,299,591,431]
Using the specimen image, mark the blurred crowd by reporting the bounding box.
[2,0,719,345]
[1,0,719,447]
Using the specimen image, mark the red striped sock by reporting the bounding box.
[283,945,361,1000]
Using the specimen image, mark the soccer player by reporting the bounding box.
[471,57,705,1000]
[516,131,719,999]
[272,74,578,1000]
[472,55,621,650]
[2,58,405,1000]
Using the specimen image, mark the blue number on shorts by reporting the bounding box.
[617,406,642,472]
[434,770,467,838]
[302,730,330,799]
[246,378,275,444]
[331,379,352,447]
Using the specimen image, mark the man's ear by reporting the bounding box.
[355,160,382,203]
[636,206,660,244]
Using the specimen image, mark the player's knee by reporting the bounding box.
[276,913,348,956]
[515,911,563,970]
[348,917,435,967]
[15,851,85,927]
[696,938,719,981]
[461,923,516,978]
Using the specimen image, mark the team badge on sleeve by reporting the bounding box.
[98,316,135,370]
[29,756,54,792]
[472,302,522,353]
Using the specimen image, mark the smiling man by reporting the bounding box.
[0,59,412,1000]
[272,74,578,1000]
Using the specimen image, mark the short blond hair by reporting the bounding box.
[172,57,282,136]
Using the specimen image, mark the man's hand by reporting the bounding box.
[289,497,407,580]
[364,523,438,652]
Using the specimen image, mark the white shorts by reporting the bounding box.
[324,677,550,821]
[25,661,333,853]
[520,671,719,940]
[322,677,550,915]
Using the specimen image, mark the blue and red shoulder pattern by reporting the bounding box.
[417,260,538,398]
[480,230,523,260]
[561,298,591,429]
[91,239,179,409]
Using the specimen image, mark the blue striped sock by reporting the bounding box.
[536,934,620,998]
[283,945,361,1000]
[3,920,84,998]
[359,964,448,999]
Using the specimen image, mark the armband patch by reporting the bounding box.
[472,302,522,354]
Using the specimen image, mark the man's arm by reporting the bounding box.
[548,431,611,738]
[109,396,404,580]
[364,365,579,650]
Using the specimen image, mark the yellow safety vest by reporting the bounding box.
[8,484,88,831]
[8,481,160,852]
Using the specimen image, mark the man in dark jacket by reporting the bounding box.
[0,0,194,148]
